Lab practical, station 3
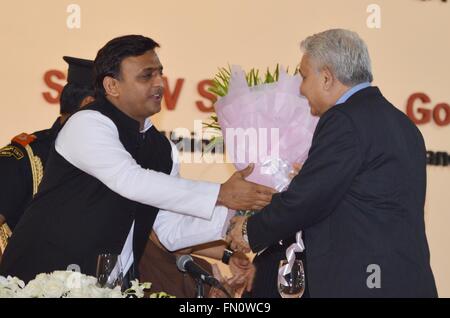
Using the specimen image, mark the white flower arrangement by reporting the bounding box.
[0,271,152,298]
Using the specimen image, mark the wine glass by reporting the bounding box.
[96,253,124,289]
[277,259,305,298]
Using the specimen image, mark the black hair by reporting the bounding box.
[59,83,94,114]
[94,35,160,97]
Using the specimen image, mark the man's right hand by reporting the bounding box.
[229,251,255,292]
[217,164,276,211]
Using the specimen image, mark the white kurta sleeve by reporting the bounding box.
[153,141,232,251]
[55,110,220,220]
[153,205,232,251]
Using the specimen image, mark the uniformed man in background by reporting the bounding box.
[0,56,95,259]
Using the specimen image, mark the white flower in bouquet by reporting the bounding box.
[108,286,125,298]
[0,271,156,298]
[18,274,48,298]
[63,287,87,298]
[0,275,25,298]
[50,270,73,282]
[82,284,117,298]
[124,279,152,298]
[41,277,66,298]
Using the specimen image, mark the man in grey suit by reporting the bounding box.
[229,29,437,297]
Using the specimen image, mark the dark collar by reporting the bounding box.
[97,95,142,133]
[49,118,63,137]
[345,86,382,104]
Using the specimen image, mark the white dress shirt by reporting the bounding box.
[55,110,231,275]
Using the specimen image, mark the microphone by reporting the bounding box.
[176,255,233,298]
[176,255,220,287]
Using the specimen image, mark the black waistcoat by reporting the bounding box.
[0,97,172,281]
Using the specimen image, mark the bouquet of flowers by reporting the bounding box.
[208,65,318,288]
[0,271,153,298]
[208,64,318,195]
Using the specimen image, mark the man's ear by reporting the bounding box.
[321,66,335,91]
[103,76,120,97]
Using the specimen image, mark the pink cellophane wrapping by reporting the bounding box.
[215,65,318,190]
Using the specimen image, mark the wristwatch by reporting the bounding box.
[221,248,234,265]
[242,218,249,244]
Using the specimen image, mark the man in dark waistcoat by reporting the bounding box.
[0,35,275,283]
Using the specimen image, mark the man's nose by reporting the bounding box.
[153,73,164,89]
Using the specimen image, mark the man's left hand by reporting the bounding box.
[229,251,255,292]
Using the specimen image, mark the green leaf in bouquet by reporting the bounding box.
[264,67,274,83]
[203,135,224,153]
[202,121,221,130]
[274,64,280,82]
[254,69,261,86]
[150,292,176,298]
[208,66,232,97]
[208,64,296,132]
[202,115,221,129]
[245,69,251,86]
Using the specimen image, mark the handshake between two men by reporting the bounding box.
[218,163,303,254]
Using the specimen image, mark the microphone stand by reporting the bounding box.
[216,284,233,298]
[195,278,205,298]
[195,277,233,298]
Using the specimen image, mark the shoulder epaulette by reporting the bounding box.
[11,133,37,147]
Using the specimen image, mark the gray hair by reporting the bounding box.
[300,29,373,86]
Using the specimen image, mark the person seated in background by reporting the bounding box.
[139,164,303,298]
[139,231,255,298]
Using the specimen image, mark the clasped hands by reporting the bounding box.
[225,163,302,253]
